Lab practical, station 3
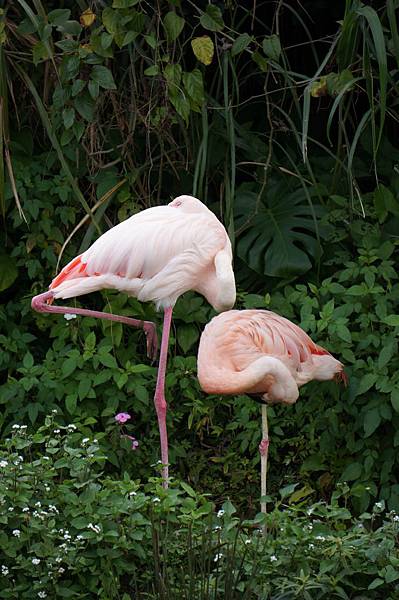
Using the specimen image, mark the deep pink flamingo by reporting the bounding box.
[197,309,345,511]
[32,195,236,486]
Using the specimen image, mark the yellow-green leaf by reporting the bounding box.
[191,36,214,66]
[80,8,96,28]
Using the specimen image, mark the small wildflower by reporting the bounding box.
[393,515,399,522]
[55,557,62,563]
[32,558,41,565]
[128,491,137,497]
[58,567,65,574]
[64,313,77,321]
[53,429,60,434]
[12,530,21,537]
[67,424,76,432]
[8,507,14,512]
[76,535,83,541]
[213,553,223,562]
[244,539,251,545]
[42,456,50,461]
[82,438,89,445]
[22,507,29,513]
[38,592,47,598]
[217,510,225,518]
[270,555,278,562]
[87,523,101,534]
[374,501,384,510]
[115,412,131,424]
[12,424,20,429]
[315,535,326,541]
[0,460,8,468]
[213,525,221,531]
[152,497,160,503]
[51,409,58,414]
[309,543,315,550]
[1,565,9,576]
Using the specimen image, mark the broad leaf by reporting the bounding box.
[0,254,18,291]
[191,36,214,65]
[163,12,185,41]
[200,5,224,32]
[235,181,324,278]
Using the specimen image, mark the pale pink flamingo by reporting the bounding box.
[197,309,345,512]
[32,195,236,486]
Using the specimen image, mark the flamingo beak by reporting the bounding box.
[334,368,348,386]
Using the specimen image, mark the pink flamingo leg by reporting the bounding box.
[31,291,158,360]
[154,306,173,489]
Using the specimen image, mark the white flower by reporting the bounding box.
[213,553,223,562]
[20,425,27,430]
[12,530,21,537]
[0,460,8,468]
[213,525,221,531]
[22,507,29,513]
[308,543,315,549]
[53,429,60,434]
[67,424,76,432]
[82,438,89,445]
[152,497,160,503]
[315,535,326,541]
[76,535,83,541]
[393,515,399,522]
[374,501,384,510]
[128,491,137,497]
[58,567,65,574]
[270,555,278,562]
[49,505,58,513]
[87,523,101,534]
[93,439,98,443]
[8,507,14,512]
[64,313,77,321]
[63,533,71,540]
[51,409,58,414]
[12,424,20,429]
[244,539,251,545]
[1,565,9,575]
[217,510,225,518]
[32,558,41,565]
[35,502,41,508]
[42,457,50,461]
[38,592,47,598]
[55,557,62,563]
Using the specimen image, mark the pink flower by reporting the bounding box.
[124,434,139,450]
[115,412,131,424]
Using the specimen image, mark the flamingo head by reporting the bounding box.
[168,195,209,213]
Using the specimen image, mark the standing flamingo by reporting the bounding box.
[32,195,236,486]
[197,309,345,512]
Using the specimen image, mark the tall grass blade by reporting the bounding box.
[326,77,362,146]
[356,5,387,151]
[387,0,399,69]
[13,63,100,233]
[16,0,58,77]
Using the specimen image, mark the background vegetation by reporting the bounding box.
[0,0,398,597]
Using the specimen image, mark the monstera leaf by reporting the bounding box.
[235,180,325,278]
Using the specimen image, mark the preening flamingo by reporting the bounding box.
[32,195,236,486]
[197,309,345,512]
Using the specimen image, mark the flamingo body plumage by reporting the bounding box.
[198,309,344,404]
[32,195,236,487]
[49,196,235,312]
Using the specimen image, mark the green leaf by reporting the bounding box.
[88,80,99,99]
[112,0,139,6]
[99,353,118,369]
[191,36,214,66]
[90,65,116,90]
[235,181,323,278]
[384,315,399,326]
[73,92,95,121]
[200,5,224,32]
[62,357,78,378]
[231,33,252,56]
[71,79,86,97]
[78,378,91,401]
[23,352,34,369]
[391,389,399,413]
[363,408,381,437]
[32,41,49,66]
[368,578,384,590]
[144,65,159,77]
[65,393,77,415]
[356,373,378,396]
[58,21,82,36]
[62,107,75,129]
[48,9,71,26]
[262,34,281,61]
[27,403,39,424]
[252,51,268,72]
[177,324,199,353]
[0,254,18,291]
[378,341,396,369]
[182,69,204,110]
[163,12,185,42]
[341,462,362,481]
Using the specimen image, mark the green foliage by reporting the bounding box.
[1,421,398,598]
